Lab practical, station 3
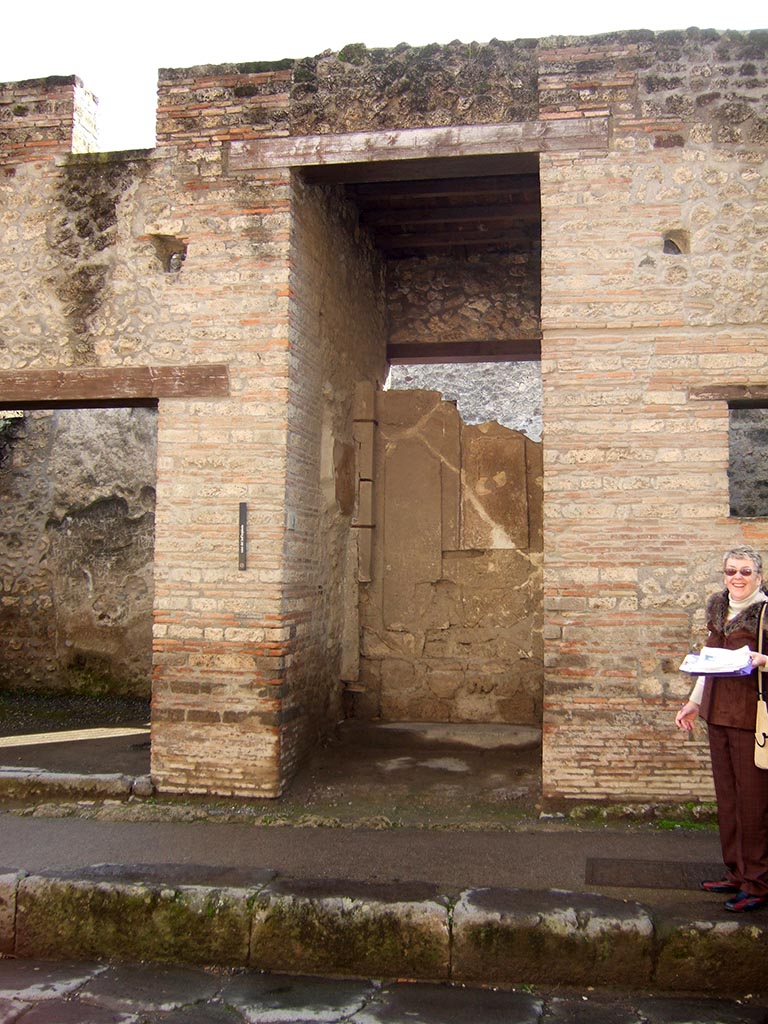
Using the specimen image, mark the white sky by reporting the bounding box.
[4,0,765,151]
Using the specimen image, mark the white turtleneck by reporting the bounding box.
[688,588,767,705]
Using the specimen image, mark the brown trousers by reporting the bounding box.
[708,722,768,895]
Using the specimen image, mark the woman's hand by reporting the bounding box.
[676,700,699,732]
[752,652,768,669]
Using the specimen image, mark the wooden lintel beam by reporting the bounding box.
[689,385,768,403]
[229,119,609,172]
[0,364,230,404]
[388,338,541,364]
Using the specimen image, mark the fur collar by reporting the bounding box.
[706,588,768,636]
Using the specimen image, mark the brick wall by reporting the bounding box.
[0,71,299,797]
[539,29,768,802]
[0,76,96,164]
[280,176,388,779]
[2,28,767,802]
[147,146,297,796]
[156,65,292,147]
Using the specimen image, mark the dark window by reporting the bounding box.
[729,406,768,517]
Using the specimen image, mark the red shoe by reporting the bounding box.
[724,891,768,912]
[700,878,740,894]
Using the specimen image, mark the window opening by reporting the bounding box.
[729,405,768,517]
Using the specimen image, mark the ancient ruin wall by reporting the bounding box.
[288,40,539,134]
[0,76,97,163]
[0,71,300,797]
[2,27,768,803]
[539,29,768,802]
[359,390,543,725]
[0,408,156,695]
[280,176,388,780]
[387,250,540,347]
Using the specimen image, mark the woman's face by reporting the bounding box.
[724,557,762,601]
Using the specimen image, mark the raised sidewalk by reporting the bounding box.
[1,723,765,998]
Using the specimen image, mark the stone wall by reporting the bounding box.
[289,40,539,134]
[0,408,155,696]
[539,29,768,803]
[359,390,543,724]
[2,27,768,802]
[0,76,96,164]
[387,251,540,347]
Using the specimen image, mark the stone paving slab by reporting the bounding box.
[0,963,767,1023]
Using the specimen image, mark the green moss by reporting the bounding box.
[12,105,28,117]
[18,880,250,965]
[235,59,294,74]
[63,652,116,697]
[337,43,368,65]
[252,898,447,977]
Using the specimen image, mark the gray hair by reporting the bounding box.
[723,545,763,575]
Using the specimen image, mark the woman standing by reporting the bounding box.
[676,545,768,912]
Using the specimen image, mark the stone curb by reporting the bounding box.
[0,770,154,800]
[3,870,768,994]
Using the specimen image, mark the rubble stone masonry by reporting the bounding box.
[0,28,767,800]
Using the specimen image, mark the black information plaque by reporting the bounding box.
[238,502,247,570]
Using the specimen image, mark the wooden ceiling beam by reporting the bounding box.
[348,175,540,202]
[388,338,541,363]
[361,203,540,227]
[376,226,537,248]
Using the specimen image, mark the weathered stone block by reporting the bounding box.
[15,877,253,965]
[0,771,133,801]
[655,911,768,995]
[452,888,653,988]
[250,880,450,979]
[0,871,22,955]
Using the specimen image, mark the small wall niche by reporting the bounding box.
[149,234,188,273]
[663,229,690,255]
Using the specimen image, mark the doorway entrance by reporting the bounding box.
[0,403,156,772]
[295,150,544,729]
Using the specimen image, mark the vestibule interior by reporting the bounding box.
[296,150,544,731]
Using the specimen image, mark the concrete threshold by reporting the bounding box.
[1,864,768,997]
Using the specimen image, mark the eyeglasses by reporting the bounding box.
[724,567,755,577]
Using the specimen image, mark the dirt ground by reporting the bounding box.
[0,693,544,827]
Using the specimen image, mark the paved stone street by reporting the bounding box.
[0,960,767,1024]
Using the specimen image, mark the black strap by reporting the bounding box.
[759,603,767,703]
